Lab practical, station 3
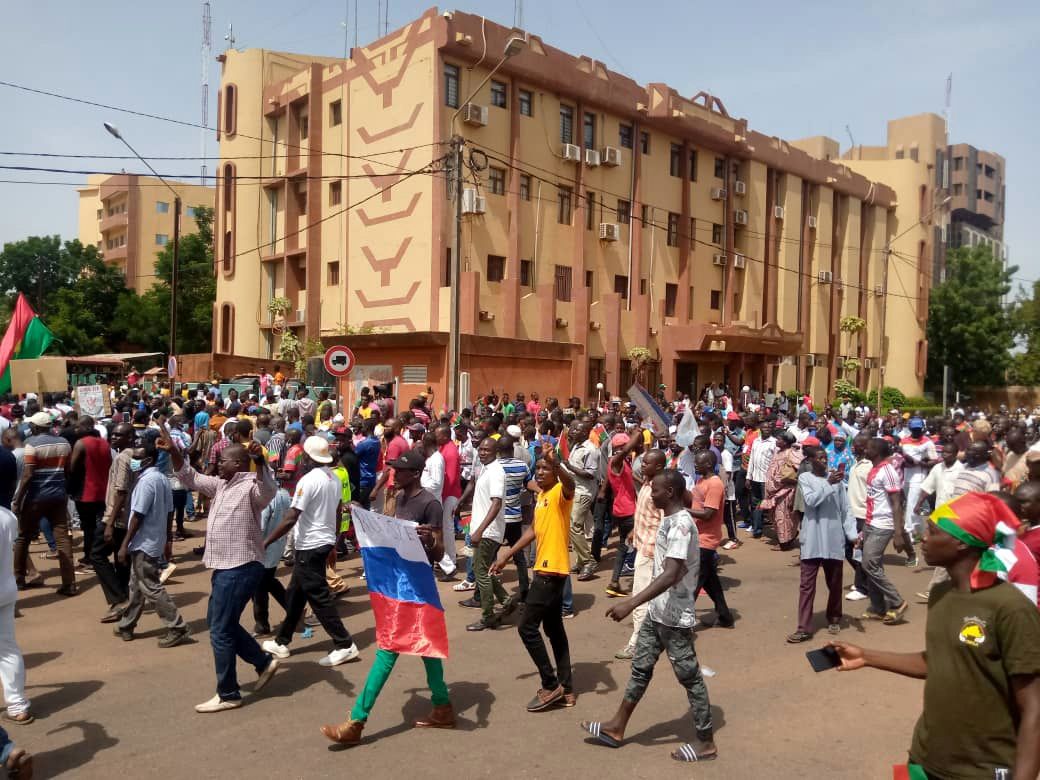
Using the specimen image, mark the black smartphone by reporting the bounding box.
[806,646,841,673]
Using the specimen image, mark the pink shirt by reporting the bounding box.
[607,460,637,517]
[526,401,542,416]
[440,440,462,500]
[384,435,410,489]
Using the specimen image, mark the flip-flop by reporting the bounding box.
[581,721,621,748]
[672,743,718,762]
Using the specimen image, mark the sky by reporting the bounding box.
[2,0,1038,283]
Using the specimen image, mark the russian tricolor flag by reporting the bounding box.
[352,507,450,659]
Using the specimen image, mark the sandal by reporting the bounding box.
[452,580,476,592]
[672,743,718,762]
[580,720,621,748]
[786,631,812,643]
[883,601,909,625]
[721,540,741,550]
[3,710,33,725]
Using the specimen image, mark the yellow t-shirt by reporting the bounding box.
[533,481,573,575]
[642,428,653,446]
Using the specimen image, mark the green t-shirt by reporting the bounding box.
[910,581,1040,778]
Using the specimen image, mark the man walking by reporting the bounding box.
[581,469,718,764]
[565,421,600,581]
[94,423,135,623]
[160,422,281,713]
[262,436,360,667]
[860,438,909,624]
[747,420,776,539]
[113,430,189,648]
[461,437,511,631]
[688,452,734,628]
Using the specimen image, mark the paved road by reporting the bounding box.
[12,529,930,778]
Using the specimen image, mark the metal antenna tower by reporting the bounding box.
[200,1,211,182]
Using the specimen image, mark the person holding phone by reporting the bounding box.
[786,447,858,643]
[828,493,1040,780]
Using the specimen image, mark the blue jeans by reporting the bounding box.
[0,725,11,764]
[40,517,56,551]
[463,533,475,583]
[562,575,574,613]
[209,562,271,701]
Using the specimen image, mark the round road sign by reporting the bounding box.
[323,345,356,377]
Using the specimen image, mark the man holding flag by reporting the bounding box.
[321,448,454,745]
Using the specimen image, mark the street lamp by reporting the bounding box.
[446,35,526,412]
[104,122,181,375]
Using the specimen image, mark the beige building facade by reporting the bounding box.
[213,9,930,404]
[77,174,214,294]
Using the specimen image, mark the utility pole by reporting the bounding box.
[447,135,464,411]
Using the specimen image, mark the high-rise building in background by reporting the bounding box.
[77,174,214,295]
[212,8,932,404]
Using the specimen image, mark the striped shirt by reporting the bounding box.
[498,456,528,523]
[631,483,663,558]
[23,434,70,502]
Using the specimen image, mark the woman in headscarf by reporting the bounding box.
[760,431,803,550]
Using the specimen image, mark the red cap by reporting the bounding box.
[802,436,821,447]
[726,411,741,421]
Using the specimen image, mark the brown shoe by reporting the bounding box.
[561,692,577,708]
[320,719,365,745]
[414,703,456,729]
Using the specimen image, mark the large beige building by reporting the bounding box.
[77,174,214,294]
[212,8,930,405]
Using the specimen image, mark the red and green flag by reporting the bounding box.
[0,294,54,394]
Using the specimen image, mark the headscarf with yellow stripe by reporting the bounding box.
[930,491,1022,590]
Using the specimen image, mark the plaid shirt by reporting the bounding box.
[631,483,663,558]
[176,463,277,570]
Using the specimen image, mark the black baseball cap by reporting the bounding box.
[387,449,426,472]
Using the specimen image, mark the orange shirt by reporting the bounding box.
[692,474,725,550]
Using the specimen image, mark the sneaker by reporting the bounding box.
[561,609,575,619]
[844,588,868,602]
[614,646,634,660]
[255,657,280,692]
[605,582,629,598]
[577,564,596,582]
[158,628,191,648]
[113,626,134,641]
[159,562,177,585]
[194,694,243,714]
[460,545,475,558]
[452,580,476,592]
[458,597,482,609]
[261,639,291,659]
[828,623,841,635]
[319,645,360,667]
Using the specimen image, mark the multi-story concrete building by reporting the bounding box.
[77,174,214,294]
[213,8,928,406]
[947,142,1006,261]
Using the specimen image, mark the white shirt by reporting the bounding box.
[0,507,16,608]
[787,424,811,443]
[900,435,938,485]
[471,459,506,543]
[920,460,965,508]
[677,448,698,491]
[421,449,446,499]
[290,466,340,550]
[720,448,735,500]
[567,440,602,498]
[748,436,777,482]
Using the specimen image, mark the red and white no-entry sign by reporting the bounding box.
[323,345,356,377]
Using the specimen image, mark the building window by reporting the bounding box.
[156,201,170,214]
[670,144,682,177]
[519,174,531,201]
[983,190,994,202]
[586,192,596,231]
[223,163,234,211]
[689,150,698,181]
[976,189,982,199]
[909,146,919,162]
[710,290,721,310]
[617,199,630,225]
[554,265,572,301]
[487,254,505,282]
[585,270,594,289]
[329,100,342,126]
[488,167,506,196]
[712,223,723,244]
[583,112,596,149]
[442,248,452,287]
[299,114,309,141]
[186,206,197,218]
[329,180,342,206]
[219,303,234,353]
[667,212,680,246]
[639,131,650,155]
[520,259,533,286]
[296,188,307,216]
[639,278,647,295]
[223,84,237,136]
[328,261,340,286]
[490,80,507,108]
[953,157,963,170]
[619,124,633,149]
[614,274,628,300]
[558,186,573,224]
[641,204,650,229]
[444,63,460,108]
[895,149,904,160]
[714,156,725,178]
[984,165,995,178]
[96,208,102,220]
[953,182,963,195]
[155,234,169,246]
[223,230,233,273]
[688,286,695,319]
[560,104,574,144]
[518,89,533,116]
[665,283,678,317]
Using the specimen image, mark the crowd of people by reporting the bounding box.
[0,377,1037,777]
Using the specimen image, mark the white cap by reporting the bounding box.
[303,435,334,464]
[506,424,522,438]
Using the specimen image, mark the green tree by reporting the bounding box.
[47,248,138,355]
[0,236,96,316]
[114,207,216,354]
[1008,280,1040,385]
[926,245,1015,389]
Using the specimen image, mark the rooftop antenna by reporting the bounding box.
[200,1,211,182]
[514,0,523,27]
[224,22,235,51]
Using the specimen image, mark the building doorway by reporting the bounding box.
[675,361,698,402]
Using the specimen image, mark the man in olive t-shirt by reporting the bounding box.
[828,492,1040,779]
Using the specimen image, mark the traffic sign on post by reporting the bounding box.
[323,345,356,377]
